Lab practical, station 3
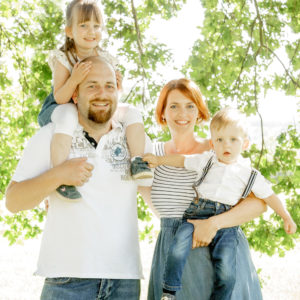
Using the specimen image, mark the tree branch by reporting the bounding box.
[233,17,257,92]
[253,0,300,88]
[253,65,265,169]
[263,45,300,88]
[130,0,148,104]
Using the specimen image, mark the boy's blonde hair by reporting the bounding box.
[210,107,248,137]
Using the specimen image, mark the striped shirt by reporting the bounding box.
[151,142,198,218]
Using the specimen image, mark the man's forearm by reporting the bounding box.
[6,157,93,213]
[6,168,61,213]
[209,196,267,229]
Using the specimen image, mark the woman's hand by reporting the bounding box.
[187,218,219,248]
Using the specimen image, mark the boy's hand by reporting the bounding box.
[143,153,160,168]
[70,61,92,85]
[284,217,297,234]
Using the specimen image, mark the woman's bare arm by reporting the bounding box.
[188,194,267,248]
[138,186,160,218]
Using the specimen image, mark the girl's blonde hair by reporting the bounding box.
[155,78,210,126]
[60,0,103,66]
[210,107,248,137]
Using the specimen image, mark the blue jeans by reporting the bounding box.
[148,218,262,300]
[38,90,74,127]
[163,199,238,300]
[40,277,140,300]
[38,90,57,127]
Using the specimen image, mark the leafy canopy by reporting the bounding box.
[0,0,299,256]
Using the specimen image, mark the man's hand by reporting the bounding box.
[56,157,94,186]
[187,218,219,248]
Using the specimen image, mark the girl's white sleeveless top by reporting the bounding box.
[48,48,119,80]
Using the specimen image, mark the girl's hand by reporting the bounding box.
[115,70,123,91]
[70,61,92,85]
[143,153,159,168]
[187,218,219,248]
[284,217,297,234]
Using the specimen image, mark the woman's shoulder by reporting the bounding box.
[194,138,211,154]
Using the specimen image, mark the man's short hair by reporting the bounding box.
[81,56,114,69]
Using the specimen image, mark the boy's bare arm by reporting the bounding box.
[263,193,297,234]
[143,153,185,168]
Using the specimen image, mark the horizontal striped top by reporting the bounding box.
[151,142,198,218]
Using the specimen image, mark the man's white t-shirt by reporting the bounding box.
[13,121,152,279]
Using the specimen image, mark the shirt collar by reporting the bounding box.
[75,120,124,148]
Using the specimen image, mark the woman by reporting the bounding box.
[139,78,265,300]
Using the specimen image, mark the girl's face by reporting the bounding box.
[66,11,102,51]
[163,89,199,134]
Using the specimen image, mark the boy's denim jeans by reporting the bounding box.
[40,277,140,300]
[163,198,238,300]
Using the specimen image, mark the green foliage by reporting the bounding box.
[183,0,299,255]
[0,0,299,258]
[0,0,63,242]
[0,0,183,243]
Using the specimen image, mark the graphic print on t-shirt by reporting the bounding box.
[104,134,131,181]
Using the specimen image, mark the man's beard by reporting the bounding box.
[88,99,114,124]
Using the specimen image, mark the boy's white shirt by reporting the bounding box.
[184,151,273,206]
[12,121,152,279]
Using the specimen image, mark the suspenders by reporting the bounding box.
[241,169,258,199]
[192,155,258,204]
[192,155,214,204]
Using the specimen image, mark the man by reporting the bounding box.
[6,56,152,299]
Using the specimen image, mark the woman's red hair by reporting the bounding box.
[155,78,210,126]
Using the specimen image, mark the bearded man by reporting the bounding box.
[6,56,152,300]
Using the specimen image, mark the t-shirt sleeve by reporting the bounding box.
[136,135,153,187]
[48,49,72,74]
[113,103,143,127]
[12,126,52,182]
[251,170,274,199]
[184,151,212,173]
